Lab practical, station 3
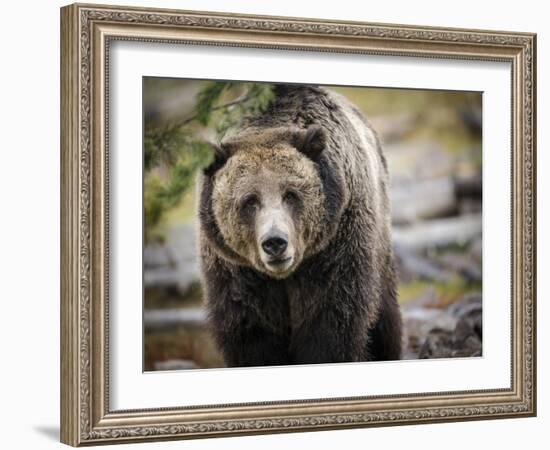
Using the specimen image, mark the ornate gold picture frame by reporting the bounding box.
[60,3,536,446]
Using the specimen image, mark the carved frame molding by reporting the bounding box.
[60,3,536,446]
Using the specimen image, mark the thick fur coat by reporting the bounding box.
[198,84,402,366]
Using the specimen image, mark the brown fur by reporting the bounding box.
[198,84,402,366]
[211,141,325,277]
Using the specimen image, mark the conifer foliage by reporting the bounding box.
[144,81,274,241]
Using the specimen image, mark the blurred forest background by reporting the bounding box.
[143,78,483,371]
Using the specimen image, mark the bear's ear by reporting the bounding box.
[203,142,230,177]
[294,125,326,161]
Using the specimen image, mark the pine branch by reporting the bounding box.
[143,81,275,240]
[173,93,250,129]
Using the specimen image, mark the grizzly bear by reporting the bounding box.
[198,84,402,367]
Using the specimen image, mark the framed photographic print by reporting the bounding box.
[60,3,537,446]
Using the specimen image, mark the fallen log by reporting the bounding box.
[390,175,481,225]
[144,307,207,331]
[392,213,482,252]
[391,177,456,224]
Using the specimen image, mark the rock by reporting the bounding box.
[455,307,483,341]
[401,306,458,359]
[417,328,456,359]
[447,292,482,318]
[419,325,481,359]
[418,293,482,359]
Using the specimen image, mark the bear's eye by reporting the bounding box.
[240,194,259,212]
[283,190,300,205]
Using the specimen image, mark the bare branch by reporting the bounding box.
[175,94,250,129]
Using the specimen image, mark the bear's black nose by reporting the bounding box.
[261,236,288,258]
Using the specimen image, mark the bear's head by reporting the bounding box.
[202,125,334,279]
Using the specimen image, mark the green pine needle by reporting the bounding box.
[144,82,274,240]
